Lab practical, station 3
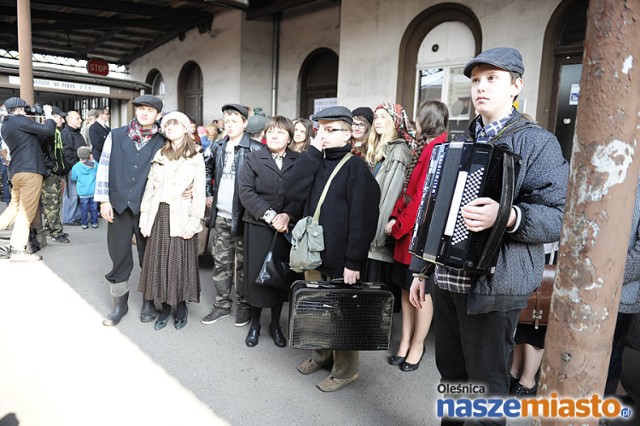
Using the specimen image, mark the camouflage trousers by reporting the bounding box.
[41,174,64,237]
[211,216,246,310]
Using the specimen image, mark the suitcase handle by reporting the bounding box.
[303,279,386,290]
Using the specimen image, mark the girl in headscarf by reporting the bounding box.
[364,103,415,305]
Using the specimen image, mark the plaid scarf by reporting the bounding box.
[127,118,158,147]
[375,103,416,147]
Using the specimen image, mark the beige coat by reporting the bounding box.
[139,150,206,237]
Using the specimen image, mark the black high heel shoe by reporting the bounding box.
[388,354,407,366]
[400,345,425,372]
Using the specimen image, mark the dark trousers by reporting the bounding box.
[604,312,633,396]
[433,285,519,426]
[105,207,146,284]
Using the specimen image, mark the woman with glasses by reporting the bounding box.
[291,118,313,153]
[238,115,303,348]
[350,107,373,157]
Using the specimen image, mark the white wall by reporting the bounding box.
[339,0,563,117]
[276,5,341,118]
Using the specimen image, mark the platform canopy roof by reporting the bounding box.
[0,0,331,66]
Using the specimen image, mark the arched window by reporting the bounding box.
[145,69,165,98]
[178,61,203,125]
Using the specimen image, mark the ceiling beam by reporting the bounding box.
[119,24,194,65]
[31,0,214,23]
[246,0,321,20]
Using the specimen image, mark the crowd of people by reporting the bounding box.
[1,47,639,423]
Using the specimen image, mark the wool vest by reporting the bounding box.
[108,127,164,215]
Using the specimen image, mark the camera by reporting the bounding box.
[25,103,44,116]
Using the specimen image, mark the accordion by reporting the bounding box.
[409,141,519,274]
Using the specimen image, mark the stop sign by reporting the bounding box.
[87,59,109,76]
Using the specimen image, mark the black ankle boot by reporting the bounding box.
[140,299,157,323]
[102,292,129,326]
[245,326,260,347]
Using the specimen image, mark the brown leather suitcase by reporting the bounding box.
[518,265,556,329]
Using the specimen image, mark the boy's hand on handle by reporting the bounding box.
[461,197,499,232]
[343,268,359,284]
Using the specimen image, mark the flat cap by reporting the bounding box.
[132,94,163,112]
[52,106,67,117]
[222,103,249,119]
[351,107,374,125]
[246,115,268,134]
[311,106,353,125]
[4,97,28,109]
[463,47,524,78]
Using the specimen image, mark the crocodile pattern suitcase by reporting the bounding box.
[288,280,394,351]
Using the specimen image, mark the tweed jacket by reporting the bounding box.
[620,179,640,314]
[139,150,206,238]
[238,147,304,226]
[368,138,413,263]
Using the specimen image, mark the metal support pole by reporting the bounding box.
[17,0,34,104]
[538,0,640,424]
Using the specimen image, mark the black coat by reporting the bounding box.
[61,126,86,167]
[284,144,380,278]
[89,121,110,163]
[204,133,264,236]
[238,147,304,225]
[1,114,55,177]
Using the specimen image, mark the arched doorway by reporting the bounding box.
[537,0,588,161]
[178,61,203,125]
[299,48,338,119]
[397,3,481,119]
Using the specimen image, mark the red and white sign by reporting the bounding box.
[87,59,109,76]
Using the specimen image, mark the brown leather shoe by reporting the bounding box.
[297,357,329,375]
[316,373,359,392]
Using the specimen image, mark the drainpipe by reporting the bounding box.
[271,13,281,116]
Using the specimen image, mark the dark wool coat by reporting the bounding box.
[284,144,380,278]
[1,115,55,177]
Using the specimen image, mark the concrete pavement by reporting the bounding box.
[0,212,441,426]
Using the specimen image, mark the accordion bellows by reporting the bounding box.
[288,280,394,351]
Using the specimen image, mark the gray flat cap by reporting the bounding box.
[132,94,163,112]
[246,115,268,134]
[222,103,249,119]
[311,106,353,125]
[463,47,524,78]
[4,97,28,109]
[52,106,67,117]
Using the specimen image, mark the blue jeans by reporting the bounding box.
[79,196,98,227]
[0,162,10,203]
[62,177,81,223]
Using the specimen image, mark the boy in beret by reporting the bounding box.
[202,104,263,326]
[409,47,569,420]
[284,106,380,392]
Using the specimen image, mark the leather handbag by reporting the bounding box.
[518,265,556,329]
[255,232,290,289]
[290,153,352,272]
[288,279,394,350]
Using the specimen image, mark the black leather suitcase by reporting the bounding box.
[288,280,394,351]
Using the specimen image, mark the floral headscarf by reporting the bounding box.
[375,103,416,146]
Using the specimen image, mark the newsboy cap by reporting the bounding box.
[463,47,525,78]
[221,103,249,119]
[351,107,374,126]
[311,106,353,125]
[246,115,268,134]
[132,94,163,112]
[52,106,67,117]
[4,97,28,109]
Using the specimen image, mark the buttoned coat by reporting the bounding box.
[139,149,206,238]
[238,147,303,226]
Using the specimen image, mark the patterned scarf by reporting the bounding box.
[127,118,158,147]
[375,103,416,147]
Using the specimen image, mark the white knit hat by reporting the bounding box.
[161,111,191,133]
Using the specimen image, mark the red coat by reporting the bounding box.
[390,132,447,265]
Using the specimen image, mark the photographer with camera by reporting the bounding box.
[0,97,55,262]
